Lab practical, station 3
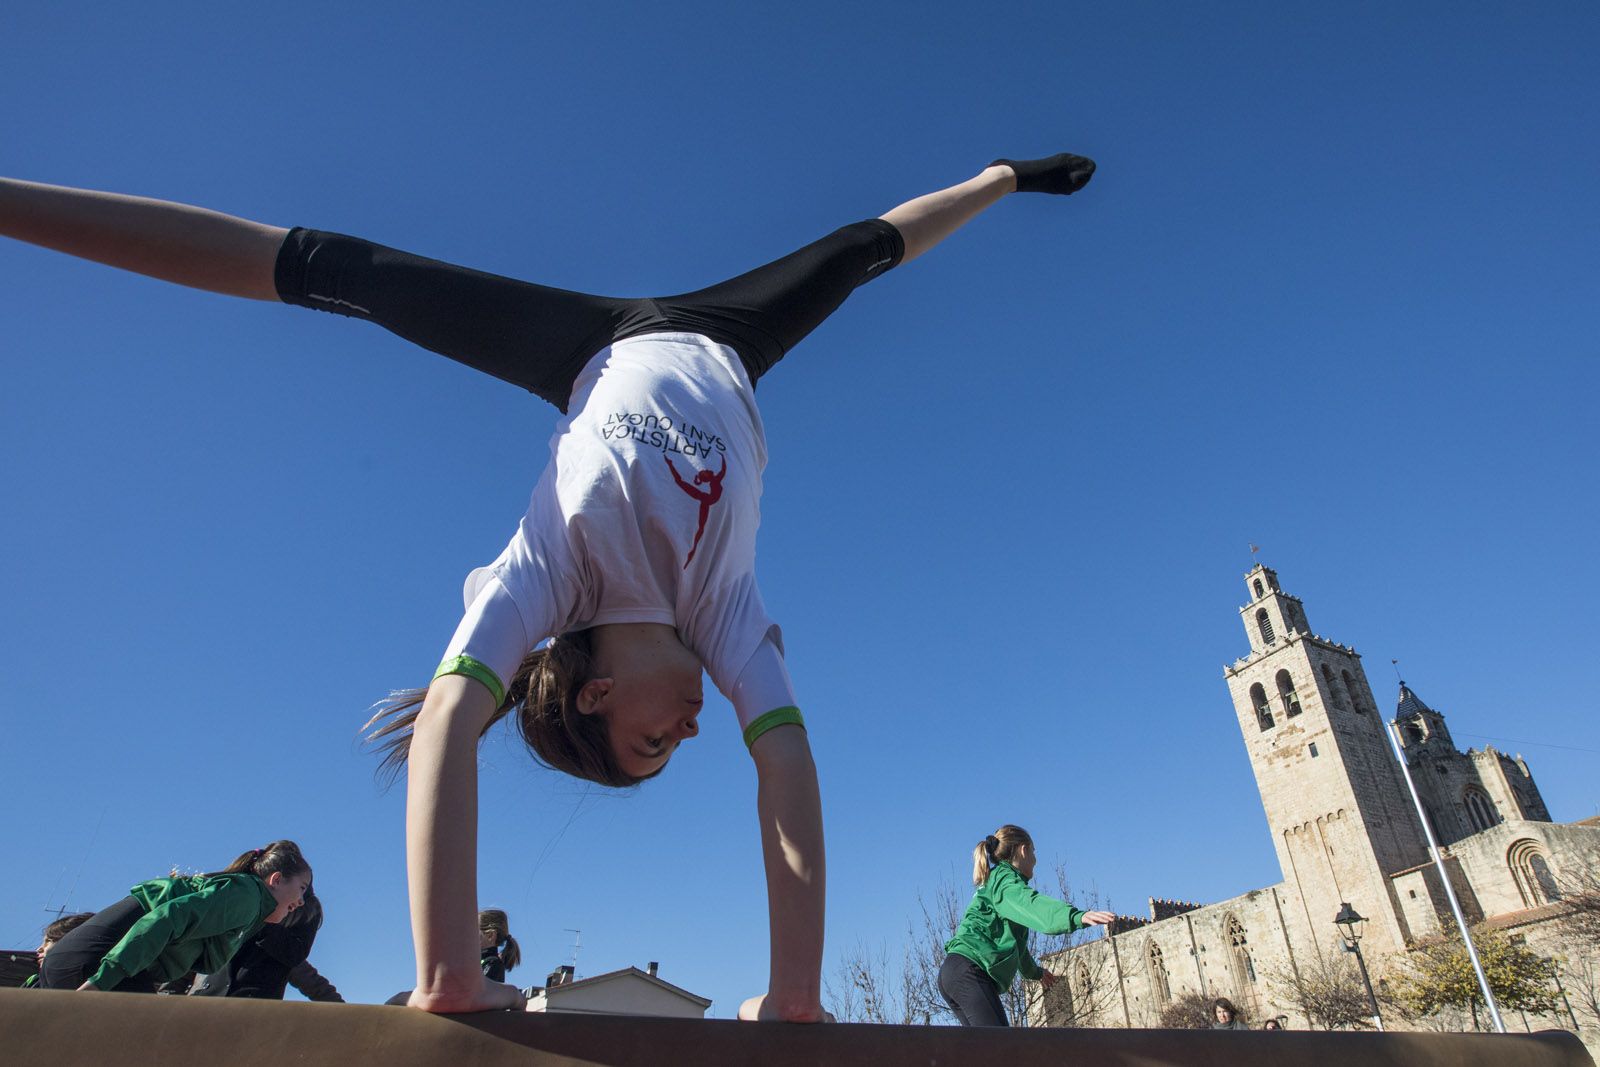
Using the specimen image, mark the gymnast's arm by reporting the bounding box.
[742,723,828,1023]
[0,178,285,300]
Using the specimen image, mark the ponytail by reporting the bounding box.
[499,932,522,973]
[215,840,311,882]
[971,825,1033,886]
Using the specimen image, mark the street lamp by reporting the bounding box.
[1333,902,1384,1031]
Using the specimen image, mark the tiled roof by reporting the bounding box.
[1395,683,1434,719]
[1480,901,1572,931]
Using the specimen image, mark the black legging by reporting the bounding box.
[36,896,158,992]
[938,952,1009,1027]
[273,219,905,412]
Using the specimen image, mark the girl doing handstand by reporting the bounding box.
[1,153,1096,1020]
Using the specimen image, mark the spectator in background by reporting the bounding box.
[940,825,1113,1027]
[1211,997,1250,1030]
[479,909,521,984]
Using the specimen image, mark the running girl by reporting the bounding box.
[36,840,312,992]
[940,825,1113,1026]
[1,155,1096,1019]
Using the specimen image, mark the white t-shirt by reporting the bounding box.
[449,332,791,733]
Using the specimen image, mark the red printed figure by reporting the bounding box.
[666,454,727,568]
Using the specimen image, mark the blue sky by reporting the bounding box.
[2,2,1596,1015]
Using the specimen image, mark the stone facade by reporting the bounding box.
[1035,564,1600,1046]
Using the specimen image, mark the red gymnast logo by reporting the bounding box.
[666,454,727,569]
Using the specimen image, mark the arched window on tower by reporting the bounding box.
[1225,915,1256,992]
[1148,942,1170,1006]
[1276,669,1302,718]
[1256,609,1276,645]
[1250,683,1274,731]
[1074,959,1093,1003]
[1342,670,1364,713]
[1252,578,1264,598]
[1508,840,1561,908]
[1321,664,1343,709]
[1464,787,1500,833]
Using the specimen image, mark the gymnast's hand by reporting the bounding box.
[738,992,834,1023]
[1082,910,1115,926]
[408,975,526,1013]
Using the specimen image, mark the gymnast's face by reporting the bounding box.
[579,626,705,779]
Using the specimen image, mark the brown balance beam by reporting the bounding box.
[3,988,1593,1067]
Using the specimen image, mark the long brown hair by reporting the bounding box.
[365,631,654,789]
[972,824,1033,886]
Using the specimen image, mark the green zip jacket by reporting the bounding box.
[944,861,1088,991]
[87,874,276,991]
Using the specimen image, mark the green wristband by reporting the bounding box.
[433,655,507,707]
[743,706,805,749]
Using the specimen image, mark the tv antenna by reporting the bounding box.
[564,928,582,973]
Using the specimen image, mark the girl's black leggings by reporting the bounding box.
[939,952,1009,1027]
[273,218,905,412]
[36,896,157,992]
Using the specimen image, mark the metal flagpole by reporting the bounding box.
[1384,716,1506,1032]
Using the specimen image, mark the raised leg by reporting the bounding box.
[0,178,286,300]
[881,152,1096,264]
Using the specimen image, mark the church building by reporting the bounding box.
[1037,564,1598,1040]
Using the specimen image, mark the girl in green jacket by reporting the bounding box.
[37,840,312,993]
[940,825,1113,1026]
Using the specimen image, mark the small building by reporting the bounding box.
[525,963,711,1018]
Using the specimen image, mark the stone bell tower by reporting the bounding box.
[1223,564,1431,957]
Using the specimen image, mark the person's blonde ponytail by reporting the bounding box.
[971,825,1032,886]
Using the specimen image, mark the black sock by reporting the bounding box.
[989,153,1096,195]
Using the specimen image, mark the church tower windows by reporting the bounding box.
[1464,787,1499,832]
[1148,943,1170,1005]
[1257,609,1276,645]
[1321,664,1342,708]
[1342,670,1363,712]
[1250,683,1274,731]
[1074,960,1093,1002]
[1253,578,1265,598]
[1225,915,1257,994]
[1276,669,1302,718]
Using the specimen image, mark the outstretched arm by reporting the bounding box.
[739,723,827,1023]
[0,178,286,300]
